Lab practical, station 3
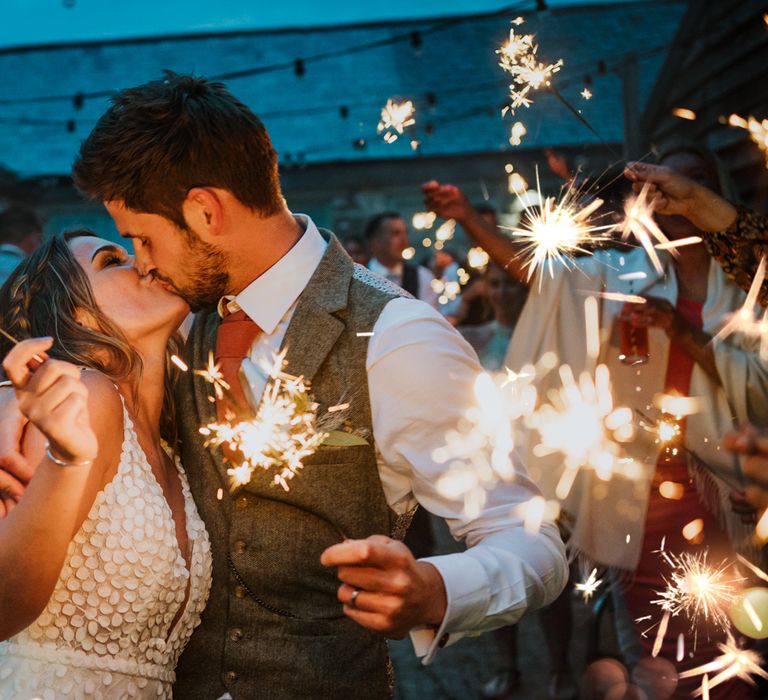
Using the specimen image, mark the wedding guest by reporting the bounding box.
[425,145,767,698]
[624,160,767,305]
[0,206,42,285]
[366,212,439,308]
[342,235,369,267]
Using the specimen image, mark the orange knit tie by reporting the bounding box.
[214,308,262,418]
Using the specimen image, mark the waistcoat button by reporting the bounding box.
[235,496,248,509]
[229,628,244,642]
[234,585,247,599]
[233,540,247,554]
[222,670,238,684]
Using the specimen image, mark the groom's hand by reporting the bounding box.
[321,535,447,639]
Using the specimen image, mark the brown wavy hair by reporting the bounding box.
[0,230,181,443]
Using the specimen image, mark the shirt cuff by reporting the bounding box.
[408,552,490,665]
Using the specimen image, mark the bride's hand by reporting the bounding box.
[2,338,98,465]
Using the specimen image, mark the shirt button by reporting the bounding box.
[222,670,238,684]
[234,585,247,599]
[233,540,247,554]
[229,628,244,642]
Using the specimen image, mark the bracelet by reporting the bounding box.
[45,442,94,468]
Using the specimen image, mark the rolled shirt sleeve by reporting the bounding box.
[367,298,569,663]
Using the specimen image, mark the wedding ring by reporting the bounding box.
[349,588,361,608]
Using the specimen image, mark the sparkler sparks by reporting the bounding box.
[713,257,767,360]
[529,363,636,499]
[434,371,536,517]
[679,636,768,696]
[170,354,189,372]
[616,182,674,274]
[497,19,563,115]
[727,114,768,167]
[467,247,490,270]
[194,352,230,400]
[198,353,330,491]
[580,88,592,100]
[575,568,603,601]
[506,173,613,282]
[652,550,744,634]
[377,98,416,143]
[672,107,697,121]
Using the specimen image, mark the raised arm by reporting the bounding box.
[0,338,122,640]
[421,180,530,285]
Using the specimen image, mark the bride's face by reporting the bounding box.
[69,236,189,343]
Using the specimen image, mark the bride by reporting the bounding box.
[0,230,211,698]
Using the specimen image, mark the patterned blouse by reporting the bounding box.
[705,205,768,307]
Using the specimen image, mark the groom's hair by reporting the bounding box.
[72,72,282,230]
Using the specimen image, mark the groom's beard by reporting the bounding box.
[155,237,231,312]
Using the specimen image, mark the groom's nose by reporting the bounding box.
[132,248,155,276]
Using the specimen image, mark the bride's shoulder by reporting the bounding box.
[79,370,125,441]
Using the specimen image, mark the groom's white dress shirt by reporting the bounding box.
[220,215,567,663]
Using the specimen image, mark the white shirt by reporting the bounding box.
[222,215,567,663]
[368,257,440,309]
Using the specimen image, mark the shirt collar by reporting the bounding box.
[218,214,327,334]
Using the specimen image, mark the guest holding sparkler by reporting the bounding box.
[425,145,768,698]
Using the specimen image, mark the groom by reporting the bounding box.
[16,73,565,698]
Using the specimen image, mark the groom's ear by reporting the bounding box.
[182,188,223,238]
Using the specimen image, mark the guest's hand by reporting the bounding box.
[621,296,685,341]
[624,162,737,232]
[321,535,447,639]
[724,425,768,512]
[421,180,475,225]
[3,338,97,466]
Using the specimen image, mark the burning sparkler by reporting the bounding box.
[528,363,636,499]
[198,352,331,491]
[713,256,767,361]
[575,567,603,602]
[194,351,230,401]
[497,19,563,115]
[505,172,613,283]
[616,182,674,275]
[652,549,745,635]
[727,114,768,167]
[679,636,768,696]
[377,98,416,143]
[434,371,536,517]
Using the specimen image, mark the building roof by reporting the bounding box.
[640,0,768,209]
[0,1,684,178]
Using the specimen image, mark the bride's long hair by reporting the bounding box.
[0,229,181,444]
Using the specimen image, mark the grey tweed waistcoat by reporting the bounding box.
[174,234,409,700]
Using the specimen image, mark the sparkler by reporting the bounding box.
[679,636,768,696]
[377,98,415,143]
[528,363,636,499]
[713,256,767,360]
[434,371,536,518]
[194,351,230,401]
[198,352,330,491]
[615,182,674,275]
[505,172,613,282]
[575,568,603,602]
[0,326,46,364]
[652,549,744,634]
[497,18,563,115]
[727,114,768,167]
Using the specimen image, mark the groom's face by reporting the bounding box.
[106,201,230,312]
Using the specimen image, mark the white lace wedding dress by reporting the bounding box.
[0,398,212,699]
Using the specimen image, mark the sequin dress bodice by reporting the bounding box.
[0,400,212,699]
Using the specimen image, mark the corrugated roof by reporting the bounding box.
[0,1,685,177]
